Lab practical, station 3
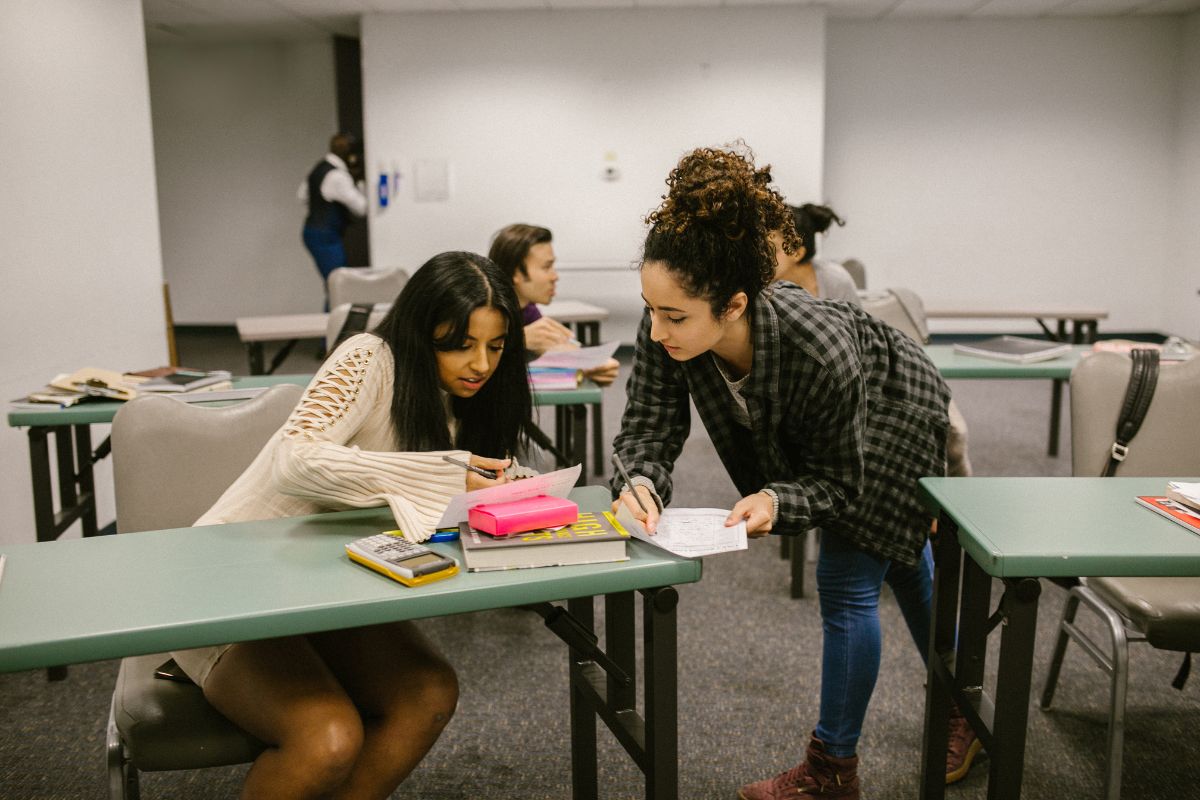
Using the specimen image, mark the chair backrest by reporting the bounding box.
[860,287,929,344]
[327,267,408,309]
[842,258,866,290]
[112,384,304,533]
[325,302,392,346]
[1071,351,1200,477]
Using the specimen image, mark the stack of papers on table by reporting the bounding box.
[530,342,620,371]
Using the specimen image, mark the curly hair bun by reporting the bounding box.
[642,144,797,311]
[649,146,785,242]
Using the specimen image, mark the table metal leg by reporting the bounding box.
[789,530,814,599]
[1048,381,1063,458]
[591,403,604,478]
[266,338,300,375]
[642,586,679,800]
[988,577,1041,800]
[563,586,681,800]
[246,342,265,375]
[920,514,962,800]
[576,321,601,347]
[568,596,599,800]
[29,428,55,544]
[556,405,588,486]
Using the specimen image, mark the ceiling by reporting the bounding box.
[143,0,1200,41]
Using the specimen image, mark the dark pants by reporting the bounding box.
[302,225,346,310]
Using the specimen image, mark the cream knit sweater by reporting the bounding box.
[175,333,472,685]
[193,332,469,542]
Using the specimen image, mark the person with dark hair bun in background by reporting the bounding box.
[771,203,858,304]
[489,223,619,386]
[170,251,529,799]
[610,145,979,799]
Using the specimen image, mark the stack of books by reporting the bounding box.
[529,367,582,392]
[11,366,234,409]
[457,510,630,571]
[1136,481,1200,535]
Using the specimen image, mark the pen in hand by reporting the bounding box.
[611,453,654,532]
[442,455,498,480]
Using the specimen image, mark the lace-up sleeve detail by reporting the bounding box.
[268,335,470,542]
[282,344,376,440]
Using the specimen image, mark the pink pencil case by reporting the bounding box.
[468,495,579,537]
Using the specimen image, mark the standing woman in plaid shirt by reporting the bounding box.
[611,146,970,800]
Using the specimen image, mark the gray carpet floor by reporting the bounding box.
[2,330,1197,799]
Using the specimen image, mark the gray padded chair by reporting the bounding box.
[327,266,408,310]
[860,287,972,478]
[325,302,391,348]
[841,257,866,290]
[106,383,304,799]
[1040,350,1200,800]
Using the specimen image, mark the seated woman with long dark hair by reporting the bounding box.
[171,251,531,799]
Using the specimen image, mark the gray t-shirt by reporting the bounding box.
[813,258,861,306]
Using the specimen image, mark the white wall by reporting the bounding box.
[825,18,1182,335]
[148,39,338,323]
[0,0,165,546]
[362,8,826,343]
[1170,12,1200,341]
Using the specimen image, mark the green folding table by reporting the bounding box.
[0,486,701,800]
[917,476,1200,800]
[924,344,1087,457]
[7,375,602,548]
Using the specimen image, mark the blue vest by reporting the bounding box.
[304,160,351,233]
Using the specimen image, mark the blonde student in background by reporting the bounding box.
[172,252,531,799]
[488,223,620,386]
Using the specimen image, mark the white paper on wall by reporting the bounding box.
[414,159,450,202]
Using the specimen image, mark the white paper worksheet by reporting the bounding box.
[529,342,620,371]
[616,505,748,558]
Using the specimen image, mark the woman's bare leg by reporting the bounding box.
[202,636,365,800]
[309,621,459,800]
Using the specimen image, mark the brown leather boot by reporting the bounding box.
[946,705,983,784]
[738,734,860,800]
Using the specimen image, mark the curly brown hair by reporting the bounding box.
[643,144,800,315]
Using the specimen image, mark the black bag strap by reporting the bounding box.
[333,303,374,348]
[1172,652,1192,690]
[1101,348,1160,477]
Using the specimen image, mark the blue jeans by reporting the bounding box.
[302,226,346,310]
[813,530,933,758]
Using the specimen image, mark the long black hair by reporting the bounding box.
[372,251,530,458]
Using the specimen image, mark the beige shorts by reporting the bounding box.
[171,644,233,689]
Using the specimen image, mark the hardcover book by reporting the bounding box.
[953,336,1072,363]
[457,510,630,571]
[1136,496,1200,536]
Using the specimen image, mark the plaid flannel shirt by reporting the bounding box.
[611,285,950,566]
